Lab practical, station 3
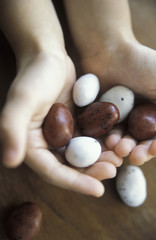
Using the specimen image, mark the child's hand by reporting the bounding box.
[81,41,156,165]
[0,0,123,197]
[0,51,73,167]
[64,0,156,166]
[25,124,122,197]
[0,52,123,197]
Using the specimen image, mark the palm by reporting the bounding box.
[81,41,156,165]
[23,57,122,197]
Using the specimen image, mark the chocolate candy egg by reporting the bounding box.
[5,202,42,240]
[100,85,134,123]
[65,136,101,167]
[43,103,74,148]
[128,103,156,141]
[76,102,119,137]
[73,73,100,107]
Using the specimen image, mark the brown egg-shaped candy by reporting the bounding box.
[5,202,42,240]
[43,103,74,148]
[76,102,119,137]
[128,103,156,141]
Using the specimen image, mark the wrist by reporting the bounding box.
[15,41,67,71]
[79,29,137,60]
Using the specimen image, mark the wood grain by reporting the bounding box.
[0,1,156,239]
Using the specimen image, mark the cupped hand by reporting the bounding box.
[25,124,122,197]
[0,51,122,197]
[0,51,71,167]
[81,40,156,165]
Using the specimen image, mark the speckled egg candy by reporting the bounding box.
[73,73,100,107]
[116,165,147,207]
[100,85,135,123]
[65,136,102,168]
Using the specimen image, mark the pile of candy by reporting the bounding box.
[43,73,156,168]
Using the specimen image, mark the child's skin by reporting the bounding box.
[0,0,122,197]
[64,0,156,165]
[0,0,155,197]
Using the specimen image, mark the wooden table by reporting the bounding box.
[0,1,156,239]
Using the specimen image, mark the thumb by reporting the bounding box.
[0,95,32,168]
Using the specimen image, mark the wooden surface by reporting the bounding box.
[0,0,156,239]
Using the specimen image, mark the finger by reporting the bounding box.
[82,161,117,181]
[25,148,105,197]
[149,139,156,156]
[105,126,124,150]
[114,135,137,157]
[0,96,32,168]
[54,148,118,180]
[129,140,153,165]
[98,151,123,167]
[57,150,121,180]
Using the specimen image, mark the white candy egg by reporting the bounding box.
[116,165,147,207]
[65,136,101,168]
[100,85,134,122]
[73,73,100,107]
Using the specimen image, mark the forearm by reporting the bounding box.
[64,0,135,57]
[0,0,65,63]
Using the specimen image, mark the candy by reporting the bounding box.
[100,85,134,123]
[73,73,100,107]
[43,103,74,148]
[5,202,42,240]
[116,165,147,207]
[65,136,101,167]
[128,103,156,141]
[77,102,119,137]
